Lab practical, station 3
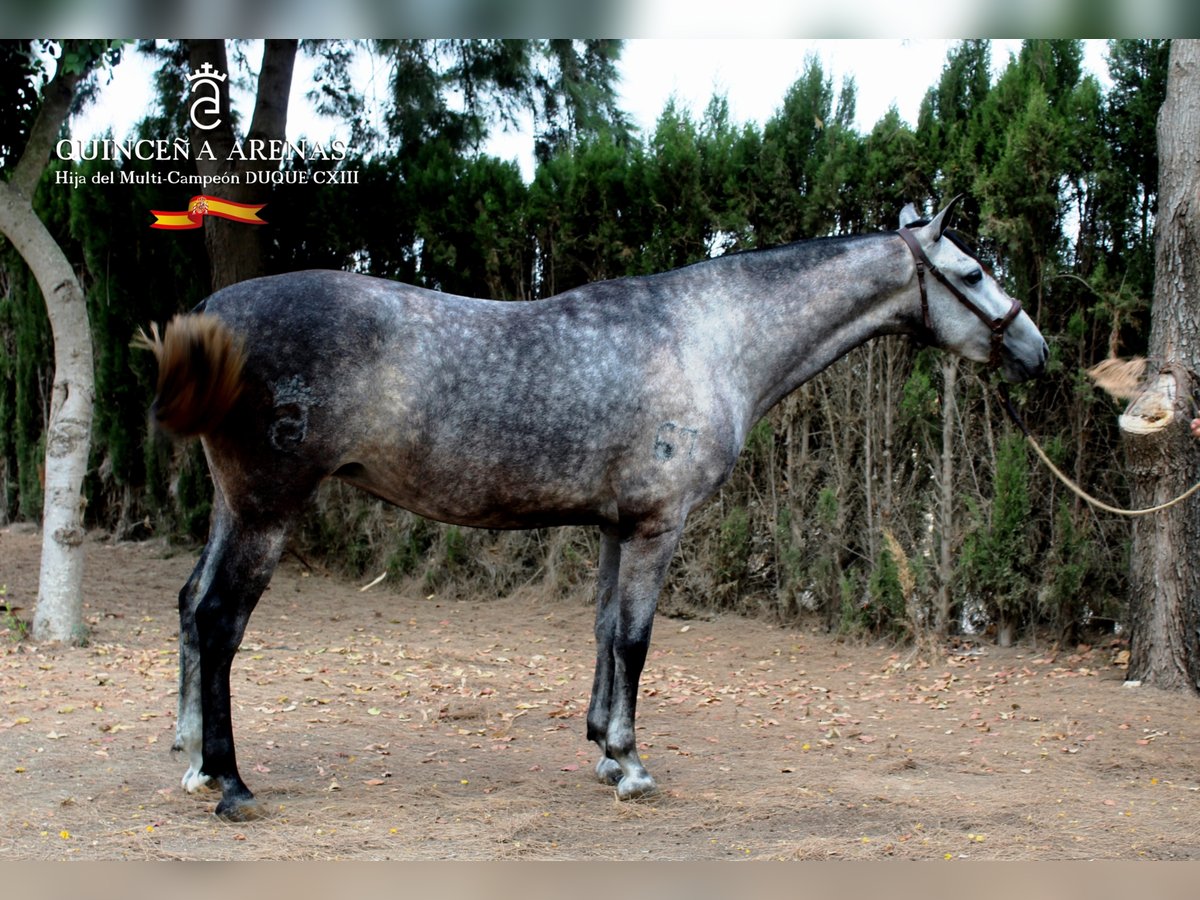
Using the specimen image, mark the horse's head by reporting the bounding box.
[898,197,1048,383]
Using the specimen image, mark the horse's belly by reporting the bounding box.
[334,459,615,530]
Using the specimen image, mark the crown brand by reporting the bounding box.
[188,62,227,131]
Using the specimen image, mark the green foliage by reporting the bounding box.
[0,270,20,520]
[644,102,711,270]
[836,571,864,635]
[717,504,752,591]
[752,56,865,243]
[0,39,1161,644]
[0,40,125,170]
[773,507,803,597]
[4,265,51,521]
[174,445,212,541]
[808,486,845,622]
[916,39,991,223]
[958,432,1034,637]
[865,542,907,637]
[409,146,531,298]
[1043,499,1091,637]
[444,526,467,570]
[898,350,940,443]
[529,131,647,289]
[535,40,631,159]
[860,108,929,229]
[1,583,29,642]
[745,418,774,461]
[815,486,838,527]
[0,40,41,171]
[698,95,758,251]
[386,517,437,580]
[55,40,125,76]
[62,145,211,533]
[420,524,468,590]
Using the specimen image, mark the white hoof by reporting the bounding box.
[616,772,657,800]
[183,766,212,793]
[595,757,623,785]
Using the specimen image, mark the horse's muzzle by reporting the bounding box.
[1001,337,1050,383]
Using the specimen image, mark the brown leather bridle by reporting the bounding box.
[897,226,1023,370]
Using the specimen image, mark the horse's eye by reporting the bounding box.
[964,269,983,286]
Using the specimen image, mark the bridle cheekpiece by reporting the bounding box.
[897,226,1022,371]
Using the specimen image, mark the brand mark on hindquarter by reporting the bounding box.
[268,376,320,451]
[653,422,699,462]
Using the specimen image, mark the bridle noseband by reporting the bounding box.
[897,227,1022,370]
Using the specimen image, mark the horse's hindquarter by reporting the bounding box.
[205,271,742,532]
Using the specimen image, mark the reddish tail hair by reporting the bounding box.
[135,315,246,437]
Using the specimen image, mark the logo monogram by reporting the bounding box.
[187,62,226,132]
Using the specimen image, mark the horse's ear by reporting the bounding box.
[923,195,963,241]
[898,203,922,228]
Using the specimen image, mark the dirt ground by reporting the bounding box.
[1,526,1199,860]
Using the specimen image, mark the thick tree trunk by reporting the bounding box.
[1125,39,1200,694]
[0,54,94,643]
[186,40,297,291]
[1124,368,1200,691]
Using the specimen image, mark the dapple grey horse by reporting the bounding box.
[142,197,1047,819]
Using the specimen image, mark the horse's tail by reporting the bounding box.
[135,314,246,437]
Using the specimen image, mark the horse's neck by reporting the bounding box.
[712,235,913,425]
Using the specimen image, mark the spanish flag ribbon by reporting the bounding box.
[150,195,267,230]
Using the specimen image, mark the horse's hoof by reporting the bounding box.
[215,795,262,822]
[616,773,657,800]
[182,767,212,793]
[595,757,623,786]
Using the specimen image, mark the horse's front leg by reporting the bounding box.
[586,529,623,786]
[604,524,682,800]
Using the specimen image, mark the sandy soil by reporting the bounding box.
[1,526,1198,860]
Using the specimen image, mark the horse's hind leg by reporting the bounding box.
[586,529,623,786]
[175,479,294,820]
[175,479,239,795]
[174,541,214,792]
[597,524,682,800]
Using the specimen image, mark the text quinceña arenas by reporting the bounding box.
[55,137,349,163]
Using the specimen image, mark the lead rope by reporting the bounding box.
[996,383,1200,517]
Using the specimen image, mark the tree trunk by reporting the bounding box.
[935,356,958,636]
[996,615,1016,649]
[186,40,297,291]
[1124,367,1200,691]
[1125,39,1200,694]
[0,54,94,643]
